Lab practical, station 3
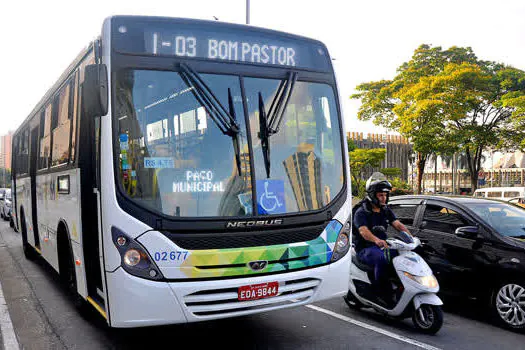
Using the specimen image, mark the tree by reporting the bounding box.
[349,147,386,198]
[381,167,402,178]
[352,44,525,193]
[0,168,11,188]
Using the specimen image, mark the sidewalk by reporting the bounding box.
[0,223,65,350]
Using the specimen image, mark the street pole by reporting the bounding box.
[246,0,250,24]
[434,154,437,194]
[491,150,494,187]
[452,153,456,194]
[385,129,388,168]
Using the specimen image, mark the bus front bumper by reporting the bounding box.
[105,255,349,328]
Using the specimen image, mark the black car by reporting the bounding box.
[388,195,525,330]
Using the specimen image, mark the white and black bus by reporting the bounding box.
[11,15,352,328]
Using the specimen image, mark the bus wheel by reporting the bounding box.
[20,213,36,260]
[58,232,85,310]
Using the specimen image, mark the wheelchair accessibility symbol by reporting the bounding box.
[256,180,286,214]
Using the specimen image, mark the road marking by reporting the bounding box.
[0,278,19,350]
[306,305,441,350]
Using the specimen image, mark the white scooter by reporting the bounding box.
[345,228,444,334]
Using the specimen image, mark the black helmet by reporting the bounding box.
[365,172,392,206]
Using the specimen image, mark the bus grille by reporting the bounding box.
[163,224,326,250]
[182,278,320,317]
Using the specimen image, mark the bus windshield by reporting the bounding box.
[114,69,344,218]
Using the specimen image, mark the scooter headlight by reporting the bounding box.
[403,272,438,289]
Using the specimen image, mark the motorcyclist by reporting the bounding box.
[352,172,412,304]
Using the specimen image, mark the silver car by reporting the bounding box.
[0,188,13,223]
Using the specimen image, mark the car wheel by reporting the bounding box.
[491,281,525,330]
[9,217,14,228]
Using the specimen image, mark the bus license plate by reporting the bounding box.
[238,282,279,301]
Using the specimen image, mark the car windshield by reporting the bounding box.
[114,69,344,218]
[5,190,11,200]
[465,202,525,238]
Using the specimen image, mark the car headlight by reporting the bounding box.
[403,271,438,288]
[331,220,351,262]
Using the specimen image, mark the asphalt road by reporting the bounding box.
[0,220,524,350]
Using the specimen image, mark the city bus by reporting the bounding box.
[11,15,351,328]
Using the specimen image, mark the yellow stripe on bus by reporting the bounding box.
[87,297,107,319]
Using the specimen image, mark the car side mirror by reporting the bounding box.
[455,226,479,238]
[82,64,108,118]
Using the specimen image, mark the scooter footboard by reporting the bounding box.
[413,293,443,310]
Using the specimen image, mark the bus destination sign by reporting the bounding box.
[148,32,298,67]
[111,18,331,71]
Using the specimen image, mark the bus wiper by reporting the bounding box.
[228,88,242,177]
[258,92,271,178]
[179,63,242,175]
[257,71,298,178]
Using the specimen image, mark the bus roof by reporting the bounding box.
[107,15,328,48]
[15,42,96,135]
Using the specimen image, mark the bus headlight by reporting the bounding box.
[111,227,164,281]
[124,249,141,266]
[331,221,351,262]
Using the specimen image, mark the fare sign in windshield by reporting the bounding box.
[111,17,332,71]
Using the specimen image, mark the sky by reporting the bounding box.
[1,0,524,138]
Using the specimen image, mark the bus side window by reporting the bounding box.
[39,105,52,170]
[71,72,79,163]
[52,81,72,166]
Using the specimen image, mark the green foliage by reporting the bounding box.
[389,177,412,196]
[349,148,386,197]
[353,180,367,200]
[0,168,11,188]
[351,44,525,193]
[381,168,402,177]
[347,138,357,152]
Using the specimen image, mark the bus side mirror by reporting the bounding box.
[83,64,108,117]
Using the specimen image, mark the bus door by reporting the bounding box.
[30,126,40,249]
[79,84,103,300]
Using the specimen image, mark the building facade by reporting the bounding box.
[347,131,412,182]
[0,131,13,170]
[421,151,525,193]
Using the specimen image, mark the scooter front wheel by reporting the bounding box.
[343,291,364,310]
[412,304,443,334]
